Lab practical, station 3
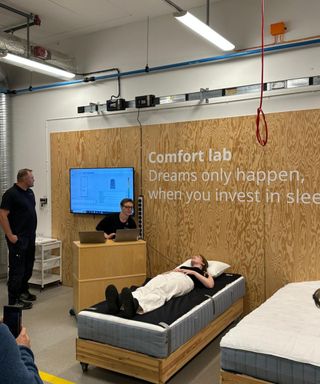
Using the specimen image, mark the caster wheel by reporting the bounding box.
[80,362,88,372]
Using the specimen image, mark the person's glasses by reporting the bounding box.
[123,205,134,209]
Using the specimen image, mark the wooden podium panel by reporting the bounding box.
[73,240,146,312]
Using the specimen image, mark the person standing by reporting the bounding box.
[0,169,37,309]
[96,198,136,239]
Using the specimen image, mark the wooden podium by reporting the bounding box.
[73,240,146,313]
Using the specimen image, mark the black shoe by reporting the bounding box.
[12,299,33,310]
[105,285,120,314]
[20,291,37,301]
[121,288,139,319]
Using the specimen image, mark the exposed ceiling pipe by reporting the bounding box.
[2,37,319,95]
[0,2,33,19]
[0,2,75,73]
[0,31,75,72]
[0,31,25,56]
[0,66,11,277]
[3,15,40,34]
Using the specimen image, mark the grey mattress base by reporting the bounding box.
[221,347,320,384]
[78,275,245,358]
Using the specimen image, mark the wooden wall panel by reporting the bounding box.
[142,117,265,312]
[265,110,320,297]
[50,109,320,312]
[51,127,141,286]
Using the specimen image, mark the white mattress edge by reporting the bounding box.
[220,280,320,367]
[78,310,166,332]
[170,275,245,327]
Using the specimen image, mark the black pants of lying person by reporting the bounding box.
[105,285,139,319]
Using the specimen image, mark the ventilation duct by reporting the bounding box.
[0,66,11,277]
[0,31,75,73]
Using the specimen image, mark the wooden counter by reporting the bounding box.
[73,240,146,312]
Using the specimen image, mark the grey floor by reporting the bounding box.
[0,279,225,384]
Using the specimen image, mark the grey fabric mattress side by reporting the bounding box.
[168,275,245,353]
[77,276,245,358]
[221,347,320,384]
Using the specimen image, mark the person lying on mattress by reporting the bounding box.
[105,254,214,319]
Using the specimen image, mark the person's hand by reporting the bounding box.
[105,233,116,239]
[8,234,18,244]
[16,327,31,349]
[174,268,187,273]
[174,268,195,275]
[183,269,195,275]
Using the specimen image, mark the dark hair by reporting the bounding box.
[198,254,209,273]
[120,198,134,207]
[17,168,32,182]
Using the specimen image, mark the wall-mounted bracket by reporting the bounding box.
[200,88,210,103]
[77,75,320,114]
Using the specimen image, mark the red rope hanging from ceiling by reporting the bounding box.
[256,0,268,146]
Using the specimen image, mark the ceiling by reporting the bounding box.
[0,0,210,46]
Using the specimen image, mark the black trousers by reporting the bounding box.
[7,236,36,305]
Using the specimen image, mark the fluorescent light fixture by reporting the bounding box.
[175,11,235,51]
[0,52,75,80]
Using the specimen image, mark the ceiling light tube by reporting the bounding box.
[0,52,75,80]
[175,11,235,51]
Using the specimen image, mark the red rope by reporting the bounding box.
[256,0,268,146]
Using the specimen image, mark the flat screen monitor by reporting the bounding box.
[70,167,134,214]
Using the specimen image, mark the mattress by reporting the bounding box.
[220,281,320,384]
[78,273,245,358]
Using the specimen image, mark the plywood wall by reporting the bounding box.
[51,109,320,312]
[264,110,320,297]
[51,127,141,286]
[142,118,265,313]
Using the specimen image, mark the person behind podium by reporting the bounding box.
[96,198,136,239]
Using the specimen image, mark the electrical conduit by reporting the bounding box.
[1,37,320,95]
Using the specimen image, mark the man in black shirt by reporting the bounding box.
[0,169,37,310]
[96,198,136,239]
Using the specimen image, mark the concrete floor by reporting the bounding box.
[0,279,224,384]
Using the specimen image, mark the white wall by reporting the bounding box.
[9,0,320,237]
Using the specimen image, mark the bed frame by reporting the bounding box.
[76,297,243,384]
[220,370,272,383]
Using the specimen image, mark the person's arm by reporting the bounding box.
[96,216,116,239]
[104,232,116,239]
[95,216,106,232]
[0,209,18,244]
[128,216,137,229]
[0,324,43,384]
[174,268,214,288]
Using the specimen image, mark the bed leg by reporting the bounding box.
[80,362,88,372]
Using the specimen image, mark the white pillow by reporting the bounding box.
[179,259,230,278]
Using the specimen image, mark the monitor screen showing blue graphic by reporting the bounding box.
[70,167,134,214]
